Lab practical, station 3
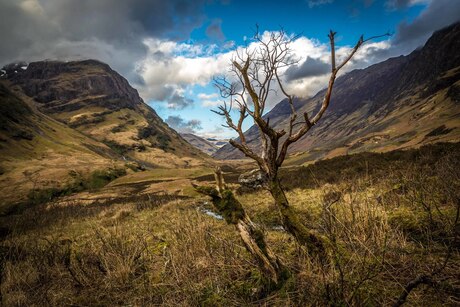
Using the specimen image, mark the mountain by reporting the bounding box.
[3,60,207,164]
[0,60,208,204]
[214,22,460,161]
[180,133,219,155]
[206,137,229,149]
[0,81,119,204]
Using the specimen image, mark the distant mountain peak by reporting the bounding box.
[180,133,219,156]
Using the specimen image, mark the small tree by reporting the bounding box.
[195,28,386,284]
[193,168,286,285]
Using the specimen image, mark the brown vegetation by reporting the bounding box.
[0,142,458,305]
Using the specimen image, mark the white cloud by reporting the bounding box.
[198,93,222,107]
[136,31,392,111]
[202,100,222,107]
[198,93,219,100]
[20,0,45,15]
[137,37,233,107]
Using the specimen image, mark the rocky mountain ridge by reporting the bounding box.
[6,60,143,113]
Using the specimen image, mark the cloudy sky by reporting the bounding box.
[1,0,459,138]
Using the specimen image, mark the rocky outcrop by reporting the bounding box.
[5,60,144,113]
[238,169,268,189]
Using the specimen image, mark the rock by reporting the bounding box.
[238,169,268,189]
[5,60,144,113]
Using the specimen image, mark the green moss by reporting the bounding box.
[194,186,220,198]
[194,186,246,225]
[252,228,266,250]
[216,190,245,225]
[199,285,227,306]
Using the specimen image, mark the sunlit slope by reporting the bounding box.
[5,59,208,167]
[0,82,116,204]
[0,59,212,205]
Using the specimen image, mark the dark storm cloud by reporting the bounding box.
[393,0,460,52]
[285,57,330,81]
[167,92,194,110]
[165,116,202,133]
[40,0,206,41]
[206,19,225,41]
[0,0,207,86]
[152,85,195,110]
[0,1,56,64]
[352,0,460,67]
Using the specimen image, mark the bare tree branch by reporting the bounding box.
[212,28,388,251]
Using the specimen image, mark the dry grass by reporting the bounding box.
[1,143,459,306]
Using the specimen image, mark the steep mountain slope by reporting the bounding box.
[0,82,117,204]
[0,60,209,205]
[3,60,207,167]
[214,22,460,161]
[180,133,218,155]
[206,137,229,149]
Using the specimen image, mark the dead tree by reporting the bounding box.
[213,29,386,254]
[193,168,287,285]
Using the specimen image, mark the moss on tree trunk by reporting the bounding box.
[268,178,328,257]
[193,170,289,286]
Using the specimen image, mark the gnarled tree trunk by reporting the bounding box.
[193,168,288,285]
[268,178,327,256]
[212,30,380,257]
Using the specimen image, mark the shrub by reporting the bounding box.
[425,125,453,137]
[157,134,171,151]
[103,139,131,155]
[87,167,127,189]
[137,126,157,139]
[27,167,127,205]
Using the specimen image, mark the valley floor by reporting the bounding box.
[0,143,459,306]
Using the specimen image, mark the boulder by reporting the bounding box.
[238,169,268,189]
